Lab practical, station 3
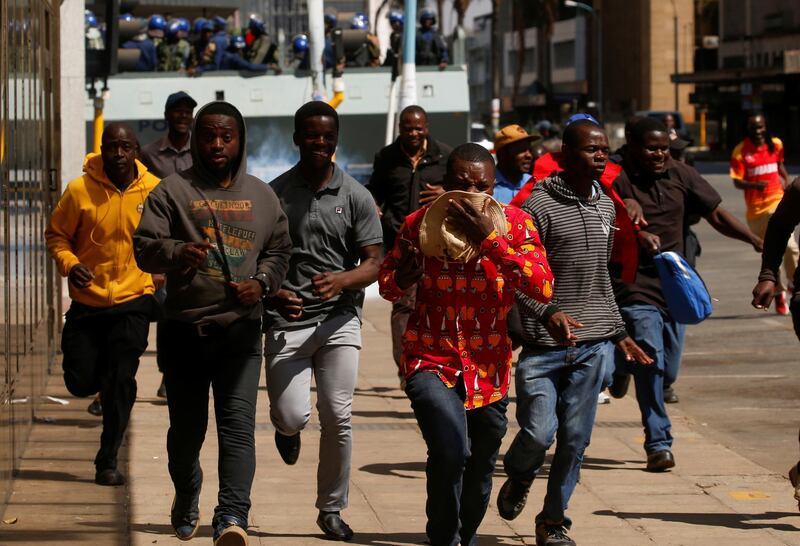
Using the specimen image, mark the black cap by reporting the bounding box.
[165,91,197,111]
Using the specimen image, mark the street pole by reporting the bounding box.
[596,10,603,120]
[307,0,326,101]
[399,0,418,110]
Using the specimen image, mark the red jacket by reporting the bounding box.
[509,152,638,282]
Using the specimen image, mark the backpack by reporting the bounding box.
[653,251,712,324]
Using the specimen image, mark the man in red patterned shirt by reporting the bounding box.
[379,143,554,546]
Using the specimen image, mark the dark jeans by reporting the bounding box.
[61,297,151,471]
[160,318,262,526]
[405,372,508,546]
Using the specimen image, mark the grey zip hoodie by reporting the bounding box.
[517,175,627,347]
[133,101,291,326]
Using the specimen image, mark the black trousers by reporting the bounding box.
[405,372,509,546]
[61,297,152,471]
[160,318,262,526]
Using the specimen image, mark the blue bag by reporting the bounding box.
[653,251,712,324]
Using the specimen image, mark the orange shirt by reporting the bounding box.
[730,137,785,219]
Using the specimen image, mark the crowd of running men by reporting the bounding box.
[45,90,798,546]
[84,8,448,75]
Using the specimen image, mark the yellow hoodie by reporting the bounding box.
[46,153,161,308]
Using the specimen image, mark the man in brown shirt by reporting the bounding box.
[140,91,196,179]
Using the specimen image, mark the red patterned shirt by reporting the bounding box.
[379,204,553,409]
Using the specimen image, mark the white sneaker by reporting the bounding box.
[597,392,611,405]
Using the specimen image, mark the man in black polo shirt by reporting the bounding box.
[611,117,762,472]
[267,101,383,541]
[367,105,451,373]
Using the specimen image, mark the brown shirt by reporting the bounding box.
[140,135,192,179]
[612,159,722,309]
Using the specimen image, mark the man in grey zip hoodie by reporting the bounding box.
[134,101,291,546]
[495,120,651,546]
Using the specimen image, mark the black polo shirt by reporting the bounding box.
[612,159,722,309]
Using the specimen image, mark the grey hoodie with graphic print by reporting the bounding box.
[134,101,291,326]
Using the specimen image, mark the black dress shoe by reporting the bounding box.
[496,478,531,520]
[87,397,103,416]
[95,468,125,486]
[275,431,300,465]
[663,386,679,404]
[609,373,631,399]
[646,450,676,472]
[317,511,354,541]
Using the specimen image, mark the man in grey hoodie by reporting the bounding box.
[134,101,291,546]
[495,120,651,546]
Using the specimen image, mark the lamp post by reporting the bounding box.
[565,0,602,119]
[669,0,679,111]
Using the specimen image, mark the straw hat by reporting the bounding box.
[420,190,508,262]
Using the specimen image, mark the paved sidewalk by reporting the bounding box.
[2,296,799,545]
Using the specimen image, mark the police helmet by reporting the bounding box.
[148,14,166,31]
[212,15,227,31]
[324,11,338,27]
[388,10,404,25]
[177,18,190,34]
[248,14,266,34]
[166,20,181,40]
[350,12,369,30]
[292,33,309,53]
[192,17,207,34]
[231,35,246,49]
[419,8,436,24]
[85,10,98,28]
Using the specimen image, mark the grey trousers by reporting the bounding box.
[265,313,361,511]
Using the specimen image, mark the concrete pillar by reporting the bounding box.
[59,0,86,187]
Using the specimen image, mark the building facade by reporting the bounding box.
[676,0,800,155]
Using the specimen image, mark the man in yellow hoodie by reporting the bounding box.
[46,123,161,486]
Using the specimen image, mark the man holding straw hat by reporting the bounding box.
[379,143,554,546]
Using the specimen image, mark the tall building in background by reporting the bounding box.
[675,0,800,155]
[465,0,695,128]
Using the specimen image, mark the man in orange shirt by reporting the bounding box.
[731,111,797,314]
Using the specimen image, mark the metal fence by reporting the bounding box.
[0,0,61,512]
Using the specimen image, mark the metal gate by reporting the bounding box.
[0,0,61,510]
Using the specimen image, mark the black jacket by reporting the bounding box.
[367,137,451,250]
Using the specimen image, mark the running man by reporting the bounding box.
[731,111,797,314]
[379,143,554,546]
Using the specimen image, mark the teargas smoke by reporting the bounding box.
[247,122,361,184]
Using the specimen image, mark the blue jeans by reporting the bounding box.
[503,340,612,527]
[405,372,508,546]
[616,304,683,454]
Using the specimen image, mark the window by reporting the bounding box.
[553,40,575,70]
[507,46,536,74]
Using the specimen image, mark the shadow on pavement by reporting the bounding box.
[351,410,415,419]
[594,509,800,531]
[359,461,425,479]
[13,468,91,483]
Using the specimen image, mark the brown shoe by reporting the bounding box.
[646,450,675,472]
